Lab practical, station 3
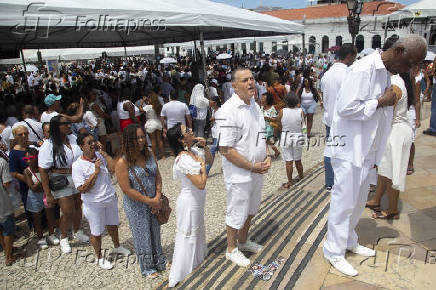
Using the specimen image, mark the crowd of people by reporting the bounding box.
[0,33,435,286]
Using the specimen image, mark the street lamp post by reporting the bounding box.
[347,0,363,45]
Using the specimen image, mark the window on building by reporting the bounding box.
[372,35,381,49]
[250,42,256,51]
[356,35,364,53]
[216,45,220,52]
[259,42,264,53]
[272,41,277,52]
[241,43,247,54]
[309,36,316,55]
[336,36,342,46]
[322,35,329,53]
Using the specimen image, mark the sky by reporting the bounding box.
[211,0,420,9]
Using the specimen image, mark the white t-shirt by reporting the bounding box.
[208,87,218,99]
[160,101,190,129]
[5,117,19,127]
[40,111,59,123]
[11,118,43,143]
[38,135,81,169]
[0,126,12,149]
[72,152,116,203]
[301,89,314,105]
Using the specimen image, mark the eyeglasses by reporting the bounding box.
[22,155,37,161]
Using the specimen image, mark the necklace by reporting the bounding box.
[82,155,97,163]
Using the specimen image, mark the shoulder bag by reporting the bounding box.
[130,167,171,225]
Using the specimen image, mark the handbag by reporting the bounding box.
[188,104,197,118]
[130,167,172,225]
[49,175,69,191]
[49,151,69,191]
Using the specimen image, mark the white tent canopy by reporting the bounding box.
[388,0,436,19]
[0,0,303,51]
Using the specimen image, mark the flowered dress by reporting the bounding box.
[262,105,278,141]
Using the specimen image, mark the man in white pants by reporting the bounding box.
[219,68,271,267]
[323,35,427,276]
[321,43,357,190]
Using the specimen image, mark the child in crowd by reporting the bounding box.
[23,146,59,249]
[278,92,304,189]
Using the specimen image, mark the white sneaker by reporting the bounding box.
[348,244,376,257]
[96,258,114,270]
[238,240,263,253]
[225,248,250,267]
[60,238,72,254]
[111,246,131,257]
[47,235,60,245]
[325,256,358,276]
[73,230,89,243]
[37,238,48,250]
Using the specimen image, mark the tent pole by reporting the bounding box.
[199,31,207,88]
[124,46,127,58]
[21,49,27,73]
[302,33,306,70]
[193,40,197,62]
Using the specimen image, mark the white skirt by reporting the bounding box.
[378,122,413,192]
[168,190,206,287]
[144,119,163,134]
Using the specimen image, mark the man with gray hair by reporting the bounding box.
[219,68,271,266]
[323,35,427,276]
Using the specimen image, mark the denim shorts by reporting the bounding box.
[26,190,44,213]
[301,101,317,114]
[0,214,15,236]
[50,174,79,199]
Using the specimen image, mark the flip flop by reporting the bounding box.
[372,211,399,220]
[407,168,415,175]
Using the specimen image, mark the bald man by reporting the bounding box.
[323,35,427,276]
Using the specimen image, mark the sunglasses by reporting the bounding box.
[22,155,37,161]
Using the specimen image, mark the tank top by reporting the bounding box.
[301,88,314,105]
[280,108,304,147]
[117,100,140,120]
[27,167,41,185]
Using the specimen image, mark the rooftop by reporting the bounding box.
[261,1,404,20]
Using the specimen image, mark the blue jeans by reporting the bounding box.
[324,125,334,187]
[206,138,219,175]
[429,88,436,133]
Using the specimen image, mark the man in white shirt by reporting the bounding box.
[321,44,357,190]
[11,105,43,144]
[219,68,271,267]
[208,79,219,99]
[160,95,192,137]
[323,35,427,276]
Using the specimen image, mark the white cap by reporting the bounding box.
[211,79,218,85]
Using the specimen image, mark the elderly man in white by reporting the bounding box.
[321,43,357,191]
[219,68,271,267]
[323,35,427,276]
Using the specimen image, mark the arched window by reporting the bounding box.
[336,36,342,46]
[372,35,381,49]
[356,35,364,53]
[322,35,329,53]
[309,36,316,55]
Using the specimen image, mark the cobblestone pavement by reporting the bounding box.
[1,107,327,289]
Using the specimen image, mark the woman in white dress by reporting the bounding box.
[166,122,212,287]
[366,72,414,220]
[189,84,210,138]
[139,86,165,159]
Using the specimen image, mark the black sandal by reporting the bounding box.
[365,202,381,212]
[372,211,399,220]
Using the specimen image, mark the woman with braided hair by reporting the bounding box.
[115,123,168,279]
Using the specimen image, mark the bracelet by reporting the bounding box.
[250,162,254,172]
